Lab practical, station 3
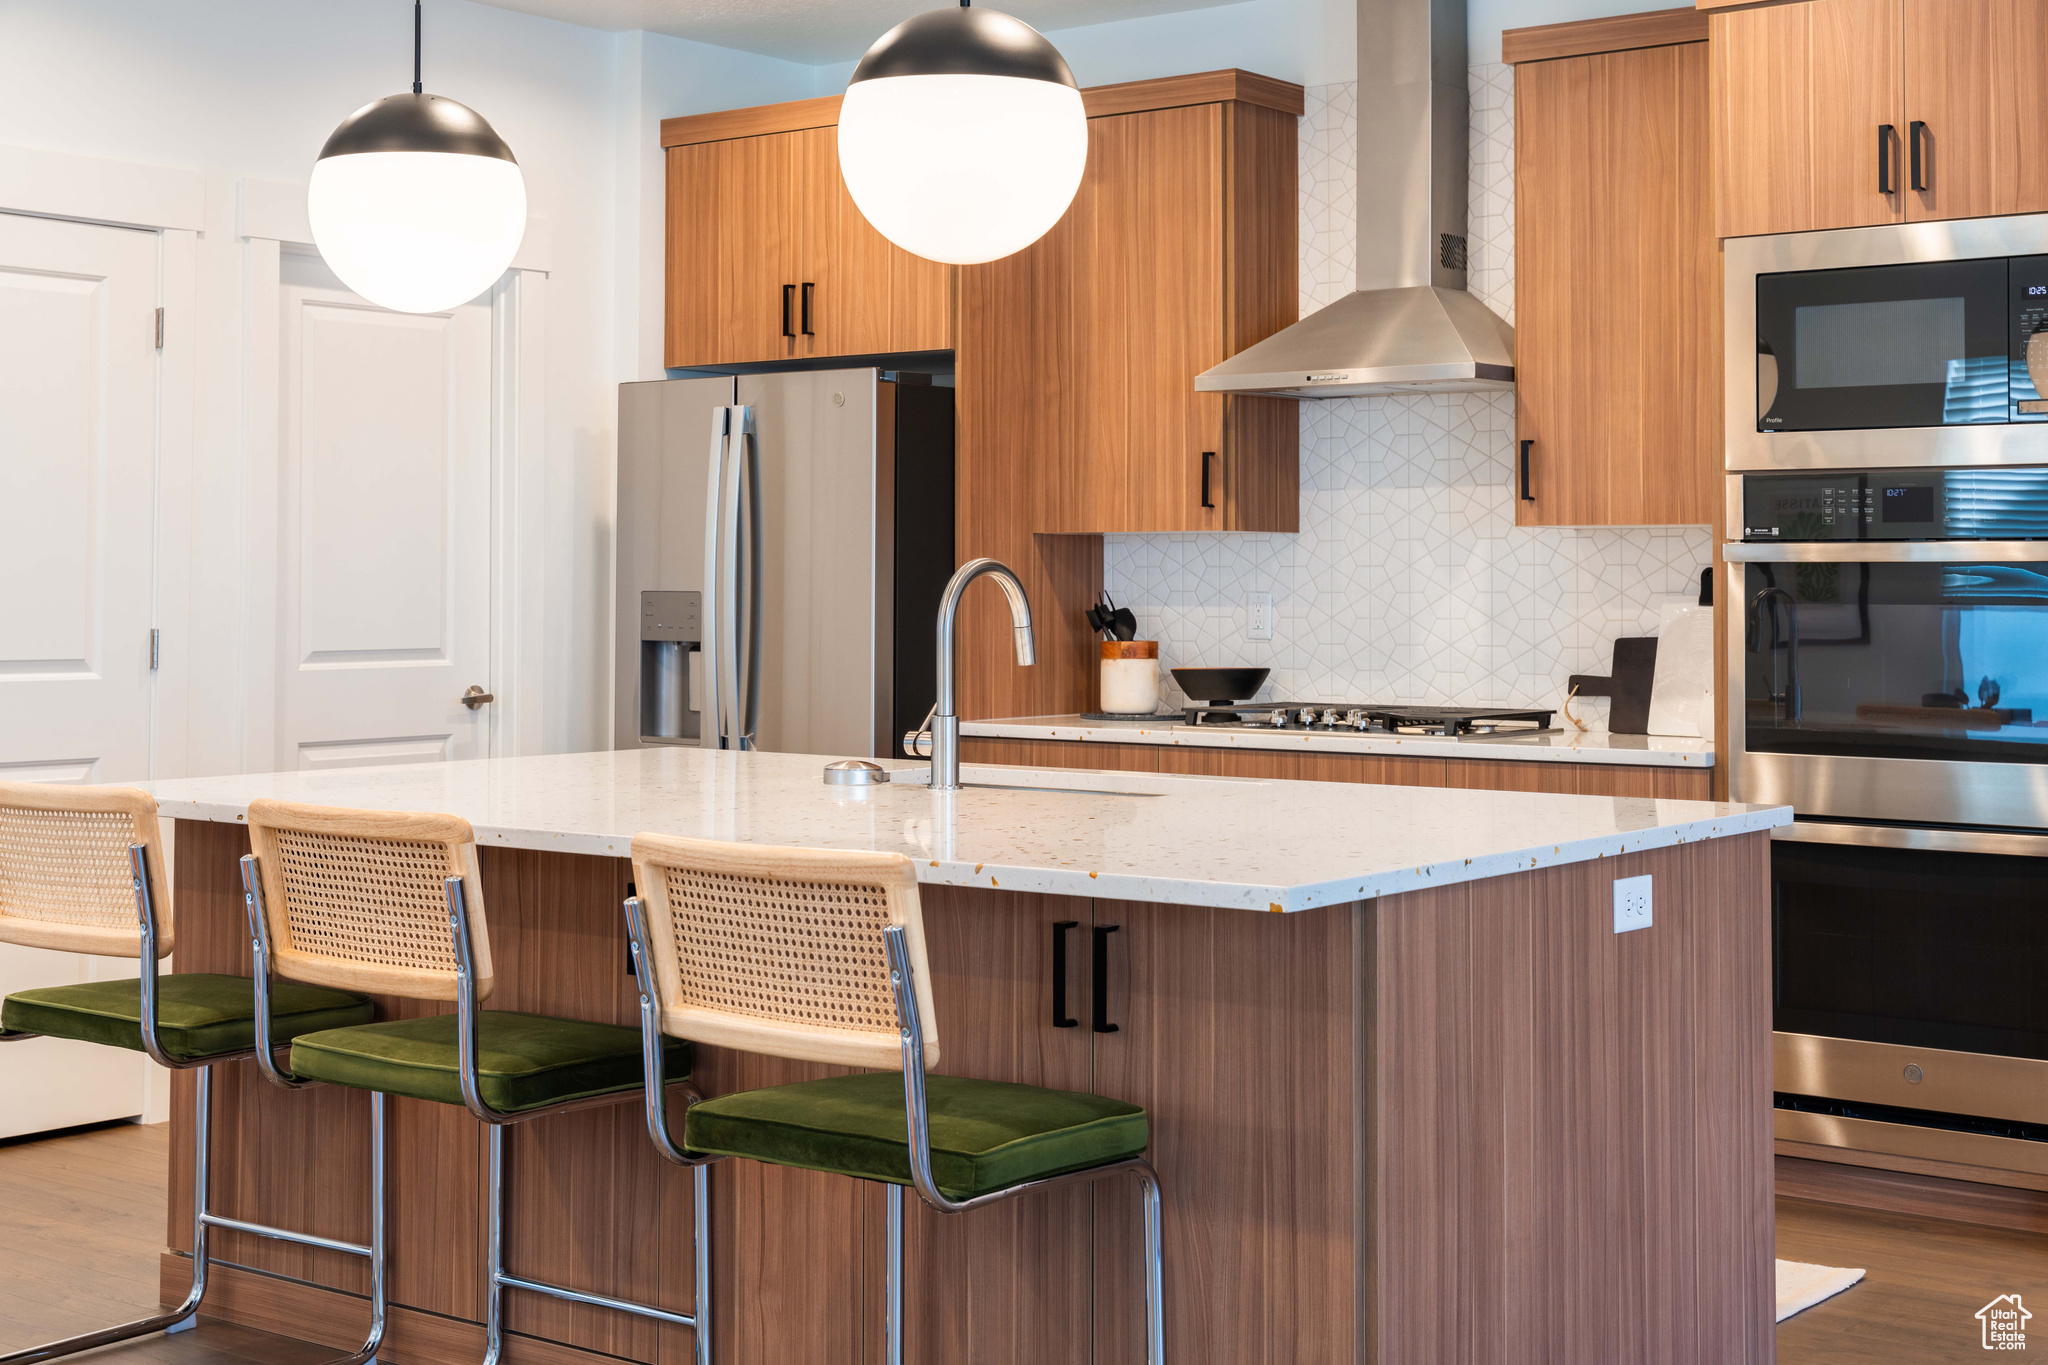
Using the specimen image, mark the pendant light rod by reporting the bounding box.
[412,0,423,95]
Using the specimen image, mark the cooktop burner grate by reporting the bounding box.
[1179,702,1557,736]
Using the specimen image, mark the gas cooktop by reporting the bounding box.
[1179,703,1558,737]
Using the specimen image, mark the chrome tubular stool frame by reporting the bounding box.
[242,857,712,1365]
[0,844,383,1365]
[883,926,1164,1365]
[617,885,1164,1365]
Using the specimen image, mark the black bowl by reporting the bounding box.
[1170,667,1270,705]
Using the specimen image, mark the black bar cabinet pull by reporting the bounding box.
[1051,921,1079,1028]
[801,282,816,336]
[1200,451,1216,509]
[1909,120,1927,192]
[1091,924,1120,1033]
[1878,123,1895,193]
[1519,439,1534,501]
[781,284,795,338]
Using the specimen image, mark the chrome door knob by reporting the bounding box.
[460,685,495,710]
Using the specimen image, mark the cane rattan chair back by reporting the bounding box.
[628,834,940,1070]
[0,782,171,958]
[246,799,494,1003]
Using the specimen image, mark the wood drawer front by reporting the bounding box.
[957,736,1710,799]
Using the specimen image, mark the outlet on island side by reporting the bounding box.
[1245,591,1274,641]
[1613,874,1653,934]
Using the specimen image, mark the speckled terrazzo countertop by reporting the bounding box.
[961,715,1716,769]
[145,748,1784,913]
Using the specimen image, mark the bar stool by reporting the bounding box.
[620,834,1166,1365]
[0,781,381,1365]
[237,799,710,1365]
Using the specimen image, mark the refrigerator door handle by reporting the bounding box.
[700,406,731,748]
[714,407,748,750]
[733,406,761,749]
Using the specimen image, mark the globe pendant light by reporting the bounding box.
[838,3,1087,266]
[308,1,526,313]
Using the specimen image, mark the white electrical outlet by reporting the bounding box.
[1613,874,1653,933]
[1246,591,1274,641]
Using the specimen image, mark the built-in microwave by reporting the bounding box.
[1726,214,2048,470]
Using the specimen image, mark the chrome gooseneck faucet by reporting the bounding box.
[916,558,1036,791]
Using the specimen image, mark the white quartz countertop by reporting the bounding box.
[146,748,1783,913]
[962,715,1715,769]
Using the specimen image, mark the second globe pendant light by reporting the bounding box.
[837,2,1087,266]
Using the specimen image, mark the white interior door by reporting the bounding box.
[275,253,493,772]
[0,210,159,1134]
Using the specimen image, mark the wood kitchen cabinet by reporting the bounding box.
[1511,20,1719,527]
[663,118,950,368]
[1709,0,2048,237]
[970,88,1300,536]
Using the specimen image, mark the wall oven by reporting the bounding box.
[1726,214,2048,471]
[1725,458,2048,1179]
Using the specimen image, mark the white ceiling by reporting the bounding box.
[471,0,1242,67]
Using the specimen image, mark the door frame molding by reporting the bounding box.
[0,143,203,1124]
[236,177,549,767]
[0,143,201,787]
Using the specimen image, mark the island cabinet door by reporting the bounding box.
[1087,899,1365,1365]
[876,886,1099,1365]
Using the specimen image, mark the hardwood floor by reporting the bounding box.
[1777,1194,2048,1363]
[0,1121,328,1364]
[7,1119,2048,1363]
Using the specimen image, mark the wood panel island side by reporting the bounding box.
[141,748,1784,1365]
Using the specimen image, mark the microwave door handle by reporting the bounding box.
[700,407,730,748]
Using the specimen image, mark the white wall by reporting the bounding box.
[810,0,1657,94]
[814,0,1356,93]
[0,0,815,768]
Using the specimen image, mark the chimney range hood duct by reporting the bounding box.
[1195,0,1513,399]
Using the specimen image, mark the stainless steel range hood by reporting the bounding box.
[1196,0,1514,399]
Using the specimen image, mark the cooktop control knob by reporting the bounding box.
[1344,709,1371,729]
[1297,708,1320,727]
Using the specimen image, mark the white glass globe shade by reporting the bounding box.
[308,151,526,313]
[838,74,1086,266]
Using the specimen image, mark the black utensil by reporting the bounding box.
[1086,591,1125,641]
[1110,606,1137,641]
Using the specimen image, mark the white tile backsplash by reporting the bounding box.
[1103,66,1713,727]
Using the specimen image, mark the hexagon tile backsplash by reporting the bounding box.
[1103,68,1714,726]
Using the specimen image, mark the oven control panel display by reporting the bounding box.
[1740,468,2048,540]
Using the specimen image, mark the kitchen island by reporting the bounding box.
[145,748,1784,1365]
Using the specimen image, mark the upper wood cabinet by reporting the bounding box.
[959,77,1302,536]
[1898,0,2048,220]
[663,115,950,368]
[1710,0,2048,237]
[1512,23,1719,528]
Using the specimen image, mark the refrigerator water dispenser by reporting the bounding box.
[639,590,701,742]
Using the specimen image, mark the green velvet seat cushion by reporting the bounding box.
[684,1071,1148,1201]
[0,973,374,1062]
[289,1011,691,1113]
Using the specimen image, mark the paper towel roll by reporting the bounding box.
[1648,604,1715,739]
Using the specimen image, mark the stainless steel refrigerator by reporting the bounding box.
[615,369,955,758]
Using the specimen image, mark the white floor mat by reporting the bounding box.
[1776,1258,1866,1322]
